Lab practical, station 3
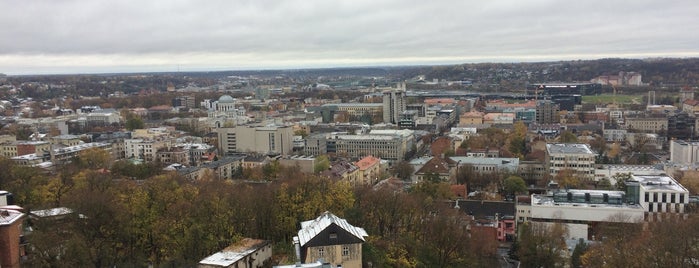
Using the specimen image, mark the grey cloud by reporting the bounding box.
[0,0,698,74]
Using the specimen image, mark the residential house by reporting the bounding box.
[354,156,381,185]
[413,156,454,183]
[294,212,368,268]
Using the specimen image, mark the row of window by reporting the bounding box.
[644,192,686,203]
[317,246,351,258]
[648,202,683,213]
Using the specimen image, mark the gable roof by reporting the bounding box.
[455,200,515,218]
[415,155,452,175]
[297,211,368,246]
[355,156,380,171]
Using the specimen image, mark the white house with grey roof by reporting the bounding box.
[294,212,367,268]
[545,143,597,180]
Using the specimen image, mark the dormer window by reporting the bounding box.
[329,233,337,239]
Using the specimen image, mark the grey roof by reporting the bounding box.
[546,143,595,155]
[297,211,367,246]
[218,95,235,103]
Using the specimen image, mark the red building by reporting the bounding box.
[0,208,24,268]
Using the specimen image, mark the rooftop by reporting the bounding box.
[297,211,367,246]
[546,143,595,155]
[0,209,23,226]
[199,238,270,267]
[532,190,642,209]
[355,156,380,170]
[631,175,688,192]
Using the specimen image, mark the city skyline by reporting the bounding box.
[2,0,699,75]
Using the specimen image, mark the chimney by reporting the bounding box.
[293,236,302,264]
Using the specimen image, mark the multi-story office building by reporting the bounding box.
[305,129,414,162]
[670,139,699,165]
[545,143,597,179]
[382,82,406,124]
[626,175,690,220]
[216,124,294,156]
[172,95,196,109]
[529,189,645,240]
[124,138,169,162]
[322,103,383,118]
[625,116,668,133]
[535,100,560,124]
[0,141,51,158]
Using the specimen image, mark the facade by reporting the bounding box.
[535,100,560,124]
[156,147,190,166]
[278,155,316,174]
[603,127,627,142]
[0,141,50,158]
[198,238,272,268]
[177,156,244,180]
[627,175,690,220]
[11,142,112,166]
[85,109,121,125]
[323,103,383,118]
[125,138,169,162]
[670,139,699,165]
[530,189,645,240]
[455,200,516,242]
[382,83,406,124]
[172,95,196,109]
[217,124,294,156]
[459,111,484,125]
[354,156,381,185]
[307,130,414,162]
[0,207,24,268]
[294,212,368,268]
[450,156,520,174]
[483,113,515,125]
[625,116,668,133]
[545,143,597,179]
[49,134,83,147]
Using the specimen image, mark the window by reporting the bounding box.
[329,233,337,239]
[653,193,658,202]
[671,194,676,203]
[644,192,649,202]
[342,246,350,256]
[318,247,324,257]
[680,194,685,203]
[648,203,653,212]
[662,193,667,203]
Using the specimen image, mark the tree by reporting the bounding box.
[391,161,415,181]
[503,175,527,196]
[570,239,588,268]
[122,110,145,131]
[314,155,330,174]
[596,178,613,190]
[516,222,569,268]
[76,147,112,170]
[612,172,632,190]
[559,131,578,143]
[555,169,583,189]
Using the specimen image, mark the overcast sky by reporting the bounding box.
[1,0,698,75]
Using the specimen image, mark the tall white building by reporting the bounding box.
[529,189,645,240]
[216,124,294,156]
[627,175,690,219]
[670,139,699,165]
[545,143,597,179]
[382,82,406,124]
